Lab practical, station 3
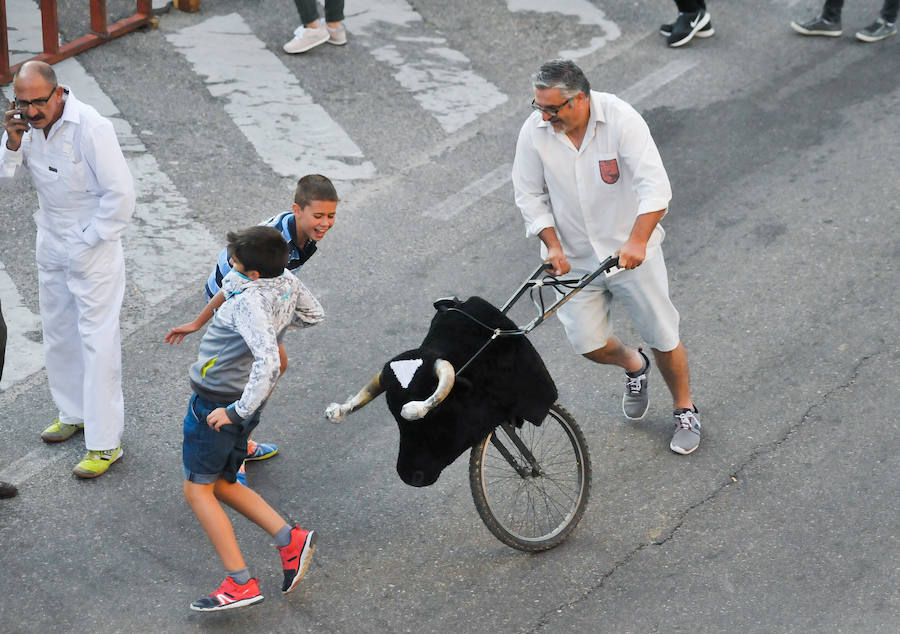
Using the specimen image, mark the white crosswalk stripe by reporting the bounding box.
[0,261,43,391]
[4,0,43,66]
[347,0,508,133]
[165,12,376,186]
[506,0,621,58]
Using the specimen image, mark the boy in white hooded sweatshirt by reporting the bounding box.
[181,226,323,612]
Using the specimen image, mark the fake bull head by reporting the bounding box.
[325,297,557,487]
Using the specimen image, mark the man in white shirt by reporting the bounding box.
[512,59,701,455]
[2,61,135,477]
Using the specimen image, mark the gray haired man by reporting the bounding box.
[512,59,701,454]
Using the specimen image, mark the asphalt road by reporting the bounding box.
[1,1,898,632]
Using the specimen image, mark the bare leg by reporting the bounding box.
[214,479,287,536]
[184,480,246,571]
[651,341,694,411]
[582,336,645,373]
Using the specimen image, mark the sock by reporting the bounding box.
[626,353,648,378]
[228,568,251,585]
[274,524,293,548]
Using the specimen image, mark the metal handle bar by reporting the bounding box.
[448,255,619,378]
[500,255,620,333]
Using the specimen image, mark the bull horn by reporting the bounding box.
[400,359,455,421]
[325,371,385,423]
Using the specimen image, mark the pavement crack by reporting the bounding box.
[526,351,879,633]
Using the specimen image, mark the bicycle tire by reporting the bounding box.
[468,403,591,551]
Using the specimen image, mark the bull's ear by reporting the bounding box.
[433,296,459,311]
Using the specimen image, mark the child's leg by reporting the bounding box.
[213,479,287,536]
[184,479,246,571]
[213,478,317,594]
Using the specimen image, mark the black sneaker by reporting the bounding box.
[855,17,897,42]
[790,16,842,36]
[667,10,711,47]
[660,18,714,38]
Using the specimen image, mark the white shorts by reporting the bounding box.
[556,252,680,354]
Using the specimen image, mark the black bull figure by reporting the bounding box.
[325,296,558,487]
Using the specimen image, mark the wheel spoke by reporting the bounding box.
[469,405,592,550]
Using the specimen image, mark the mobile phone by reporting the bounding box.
[11,108,22,120]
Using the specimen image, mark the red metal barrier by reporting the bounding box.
[1,0,153,85]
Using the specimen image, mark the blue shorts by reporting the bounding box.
[182,393,261,484]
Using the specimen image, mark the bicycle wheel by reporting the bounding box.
[468,403,591,551]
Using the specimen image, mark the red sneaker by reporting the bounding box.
[279,526,317,593]
[190,576,264,612]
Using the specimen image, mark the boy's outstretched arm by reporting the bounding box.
[165,291,226,344]
[290,277,325,328]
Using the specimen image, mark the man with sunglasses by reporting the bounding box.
[1,61,135,478]
[512,59,701,455]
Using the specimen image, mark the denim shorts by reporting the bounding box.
[182,393,260,484]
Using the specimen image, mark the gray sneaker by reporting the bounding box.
[622,349,650,420]
[670,408,701,455]
[790,16,842,36]
[856,18,897,42]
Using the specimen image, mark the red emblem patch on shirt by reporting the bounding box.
[599,158,619,184]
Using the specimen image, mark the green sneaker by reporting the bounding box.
[73,446,123,479]
[41,419,84,443]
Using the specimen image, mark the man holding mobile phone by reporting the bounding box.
[1,60,135,479]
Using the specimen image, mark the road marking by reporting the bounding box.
[423,60,696,221]
[166,13,376,185]
[764,47,869,111]
[506,0,621,58]
[0,447,58,486]
[5,0,44,66]
[423,163,513,219]
[0,261,43,391]
[346,0,508,133]
[618,59,699,106]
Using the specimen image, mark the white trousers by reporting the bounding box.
[36,228,125,450]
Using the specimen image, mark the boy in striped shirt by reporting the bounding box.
[167,175,338,478]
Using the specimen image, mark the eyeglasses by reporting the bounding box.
[14,85,58,110]
[531,97,572,116]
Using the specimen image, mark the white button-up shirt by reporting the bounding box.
[1,86,134,246]
[512,90,672,273]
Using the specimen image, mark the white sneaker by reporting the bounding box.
[283,26,329,54]
[326,24,348,46]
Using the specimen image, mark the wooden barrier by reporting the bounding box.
[1,0,153,85]
[173,0,201,12]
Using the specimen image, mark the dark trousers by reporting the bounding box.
[674,1,707,12]
[0,301,6,381]
[293,0,344,25]
[823,0,900,22]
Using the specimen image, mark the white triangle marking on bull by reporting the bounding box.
[390,359,423,389]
